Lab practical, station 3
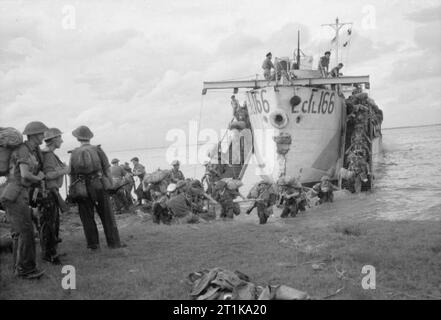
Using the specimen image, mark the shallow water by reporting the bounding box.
[364,124,441,221]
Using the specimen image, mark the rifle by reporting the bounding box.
[106,181,131,196]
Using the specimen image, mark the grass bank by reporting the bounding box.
[1,195,440,300]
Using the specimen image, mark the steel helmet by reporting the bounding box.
[321,175,330,182]
[111,158,120,164]
[23,121,49,136]
[167,183,177,193]
[44,128,63,141]
[72,126,94,140]
[171,160,180,166]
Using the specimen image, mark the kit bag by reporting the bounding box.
[0,127,23,176]
[70,145,102,175]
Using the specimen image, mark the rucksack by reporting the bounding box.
[70,145,102,174]
[0,127,23,176]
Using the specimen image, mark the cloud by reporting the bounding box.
[405,4,441,23]
[1,0,441,158]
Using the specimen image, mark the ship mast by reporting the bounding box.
[322,17,352,66]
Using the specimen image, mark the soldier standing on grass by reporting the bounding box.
[40,128,69,265]
[0,121,48,279]
[131,157,147,205]
[69,126,125,251]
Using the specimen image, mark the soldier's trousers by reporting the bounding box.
[77,184,121,249]
[3,188,37,275]
[281,198,297,218]
[220,201,240,219]
[39,192,60,260]
[256,202,272,224]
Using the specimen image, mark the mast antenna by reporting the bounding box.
[322,17,352,66]
[296,30,300,70]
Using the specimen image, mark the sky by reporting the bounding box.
[1,0,440,156]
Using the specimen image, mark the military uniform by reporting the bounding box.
[170,168,185,183]
[278,177,307,218]
[313,177,338,204]
[1,142,42,275]
[318,55,330,77]
[110,163,130,214]
[217,188,240,219]
[246,182,277,224]
[69,127,122,250]
[132,162,147,204]
[262,55,275,80]
[40,146,67,263]
[152,195,172,224]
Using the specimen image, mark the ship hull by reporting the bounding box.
[245,86,347,184]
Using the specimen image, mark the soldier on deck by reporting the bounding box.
[330,63,344,78]
[318,51,331,77]
[262,52,275,80]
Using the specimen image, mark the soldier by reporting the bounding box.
[318,51,331,77]
[69,126,124,250]
[262,52,275,80]
[121,163,135,207]
[110,158,130,214]
[312,176,339,204]
[348,152,370,193]
[170,160,185,183]
[40,128,69,264]
[246,181,277,225]
[330,63,344,78]
[214,180,242,219]
[0,121,48,279]
[152,190,172,225]
[277,176,306,218]
[166,183,198,224]
[131,157,147,205]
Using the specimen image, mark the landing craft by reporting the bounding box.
[202,20,382,189]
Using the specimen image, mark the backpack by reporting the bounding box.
[0,127,23,176]
[70,145,102,174]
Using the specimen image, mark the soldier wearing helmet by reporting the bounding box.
[312,175,338,204]
[277,176,307,218]
[0,121,48,279]
[110,158,130,214]
[170,160,185,183]
[39,128,69,264]
[69,125,124,250]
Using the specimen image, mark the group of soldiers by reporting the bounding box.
[261,51,344,80]
[0,122,126,280]
[244,175,338,225]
